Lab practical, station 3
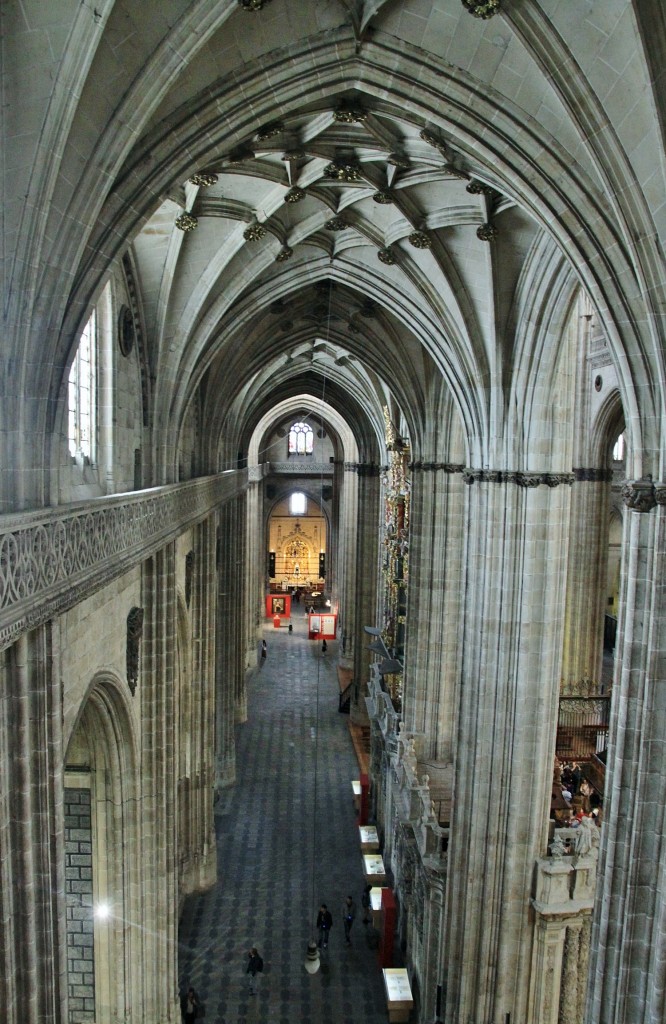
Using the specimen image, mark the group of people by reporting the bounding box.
[182,888,371,1017]
[316,889,373,949]
[556,759,603,827]
[181,947,264,1017]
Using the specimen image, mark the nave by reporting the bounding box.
[178,615,390,1023]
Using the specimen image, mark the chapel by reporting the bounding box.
[1,2,665,1023]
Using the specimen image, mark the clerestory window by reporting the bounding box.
[288,421,314,455]
[290,492,306,515]
[68,309,97,461]
[612,433,625,462]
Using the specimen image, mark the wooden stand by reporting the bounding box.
[382,968,413,1022]
[363,854,387,886]
[352,779,361,813]
[359,824,379,852]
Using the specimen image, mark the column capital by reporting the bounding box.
[622,476,662,512]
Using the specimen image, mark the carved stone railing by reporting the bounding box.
[0,471,253,651]
[269,461,335,475]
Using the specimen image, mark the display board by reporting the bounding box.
[265,594,292,619]
[308,612,337,640]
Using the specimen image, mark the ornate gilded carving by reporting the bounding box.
[373,190,395,204]
[284,187,306,203]
[189,172,218,187]
[324,160,362,182]
[387,152,410,169]
[175,212,198,232]
[378,247,397,265]
[461,0,501,18]
[243,222,267,241]
[256,120,284,140]
[477,222,498,241]
[238,0,271,8]
[282,149,306,160]
[622,476,657,512]
[333,106,367,123]
[419,129,448,156]
[126,607,144,696]
[466,180,496,196]
[408,231,432,249]
[325,216,349,230]
[275,246,293,262]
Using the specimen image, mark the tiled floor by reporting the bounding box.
[178,610,392,1023]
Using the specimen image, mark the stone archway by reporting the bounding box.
[64,676,139,1024]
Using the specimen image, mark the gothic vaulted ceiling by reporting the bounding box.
[7,0,663,479]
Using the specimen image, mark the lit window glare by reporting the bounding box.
[613,433,625,462]
[68,310,97,460]
[290,492,306,515]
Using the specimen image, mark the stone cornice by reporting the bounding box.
[408,462,465,473]
[344,462,381,476]
[0,472,249,652]
[573,467,614,483]
[463,469,575,487]
[407,468,581,487]
[269,461,334,475]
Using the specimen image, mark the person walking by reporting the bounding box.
[361,883,372,925]
[342,895,356,946]
[260,639,267,667]
[246,947,263,994]
[321,638,328,655]
[316,903,333,948]
[181,986,201,1024]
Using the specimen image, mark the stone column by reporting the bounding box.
[190,515,217,889]
[349,463,381,720]
[401,462,465,761]
[561,470,611,692]
[141,544,179,1022]
[588,478,666,1024]
[0,626,66,1024]
[442,471,572,1024]
[215,496,243,788]
[338,462,359,668]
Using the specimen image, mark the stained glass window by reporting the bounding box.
[288,421,314,455]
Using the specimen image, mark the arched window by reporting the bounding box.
[68,310,97,461]
[290,492,306,515]
[288,421,314,455]
[612,433,625,462]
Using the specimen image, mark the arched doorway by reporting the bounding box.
[64,677,139,1024]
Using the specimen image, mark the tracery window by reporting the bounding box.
[288,421,314,455]
[68,309,97,461]
[290,492,306,515]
